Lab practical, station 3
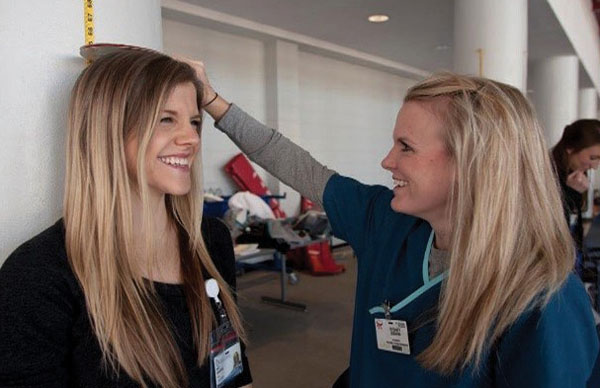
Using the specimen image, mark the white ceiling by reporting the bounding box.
[175,0,590,86]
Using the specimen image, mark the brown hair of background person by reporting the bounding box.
[551,119,600,252]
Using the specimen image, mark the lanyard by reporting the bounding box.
[369,231,447,317]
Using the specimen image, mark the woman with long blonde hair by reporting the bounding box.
[190,62,599,387]
[0,50,252,387]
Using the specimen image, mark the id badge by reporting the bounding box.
[210,320,244,388]
[374,318,410,355]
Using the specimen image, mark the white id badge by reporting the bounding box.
[210,321,244,388]
[374,318,411,355]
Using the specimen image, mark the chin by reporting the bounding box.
[390,197,406,213]
[167,186,192,196]
[390,197,422,218]
[153,181,192,197]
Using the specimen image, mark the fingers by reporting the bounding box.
[566,170,590,193]
[172,56,215,105]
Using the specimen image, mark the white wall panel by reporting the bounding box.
[299,52,416,187]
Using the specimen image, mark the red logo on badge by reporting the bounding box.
[376,321,383,330]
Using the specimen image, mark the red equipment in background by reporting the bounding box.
[224,153,344,276]
[287,241,345,276]
[224,153,286,218]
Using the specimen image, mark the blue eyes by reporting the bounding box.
[160,117,173,124]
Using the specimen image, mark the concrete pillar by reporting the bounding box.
[454,0,528,91]
[265,40,301,216]
[579,88,598,119]
[529,56,579,148]
[0,1,162,263]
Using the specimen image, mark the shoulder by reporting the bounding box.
[201,217,236,286]
[0,220,79,383]
[540,273,596,325]
[202,216,230,241]
[1,219,73,284]
[494,273,599,386]
[0,219,79,305]
[324,174,414,223]
[201,216,233,256]
[324,174,392,205]
[323,174,419,243]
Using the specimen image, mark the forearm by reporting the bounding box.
[211,102,335,208]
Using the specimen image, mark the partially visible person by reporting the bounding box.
[0,50,252,388]
[189,59,599,387]
[552,119,600,275]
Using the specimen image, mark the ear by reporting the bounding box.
[566,148,573,155]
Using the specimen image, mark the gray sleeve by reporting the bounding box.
[214,104,336,208]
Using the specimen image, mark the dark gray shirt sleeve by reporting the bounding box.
[214,104,336,209]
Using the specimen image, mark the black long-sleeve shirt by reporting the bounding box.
[0,218,252,387]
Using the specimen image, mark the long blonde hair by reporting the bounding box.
[406,73,574,374]
[64,50,245,387]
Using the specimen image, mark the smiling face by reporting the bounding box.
[381,101,455,223]
[125,82,201,198]
[568,144,600,172]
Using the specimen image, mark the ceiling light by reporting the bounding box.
[435,44,451,51]
[368,14,389,23]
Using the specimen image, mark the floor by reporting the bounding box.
[236,247,356,388]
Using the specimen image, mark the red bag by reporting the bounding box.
[224,153,286,218]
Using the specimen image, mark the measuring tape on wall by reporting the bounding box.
[84,0,94,45]
[79,1,157,63]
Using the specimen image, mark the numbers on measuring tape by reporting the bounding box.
[84,0,94,45]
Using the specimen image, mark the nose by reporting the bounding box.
[381,148,395,171]
[175,123,201,147]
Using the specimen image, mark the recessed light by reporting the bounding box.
[368,14,389,23]
[435,44,451,51]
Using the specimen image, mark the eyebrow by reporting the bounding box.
[162,109,201,120]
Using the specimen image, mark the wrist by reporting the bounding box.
[202,87,217,106]
[202,93,230,122]
[203,92,219,108]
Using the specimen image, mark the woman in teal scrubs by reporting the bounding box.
[192,61,599,387]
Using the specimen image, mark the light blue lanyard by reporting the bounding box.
[369,231,447,317]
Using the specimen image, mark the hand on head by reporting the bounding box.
[566,170,590,193]
[175,57,216,106]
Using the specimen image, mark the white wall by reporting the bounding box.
[0,1,162,264]
[299,52,415,186]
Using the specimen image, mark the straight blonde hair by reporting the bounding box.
[405,73,574,374]
[64,50,245,387]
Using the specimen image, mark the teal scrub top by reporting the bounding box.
[323,174,599,388]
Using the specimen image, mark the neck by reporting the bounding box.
[130,192,182,283]
[131,193,169,239]
[430,218,451,251]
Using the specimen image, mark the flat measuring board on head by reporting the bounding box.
[81,1,158,62]
[80,43,159,61]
